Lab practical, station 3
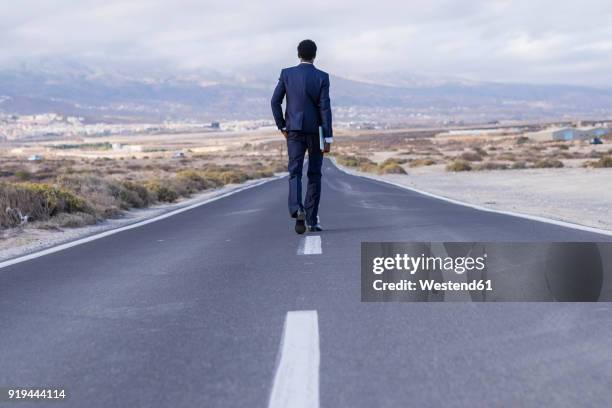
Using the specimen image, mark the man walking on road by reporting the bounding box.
[271,39,333,234]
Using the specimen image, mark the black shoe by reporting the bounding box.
[306,216,322,232]
[294,211,306,234]
[307,224,323,232]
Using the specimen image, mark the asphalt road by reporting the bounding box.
[1,158,611,407]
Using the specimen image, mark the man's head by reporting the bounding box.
[298,39,317,62]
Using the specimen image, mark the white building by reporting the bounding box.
[552,128,589,141]
[526,127,609,141]
[583,127,610,138]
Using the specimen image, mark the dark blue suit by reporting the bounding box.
[271,63,333,225]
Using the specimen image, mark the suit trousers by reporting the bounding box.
[286,131,323,226]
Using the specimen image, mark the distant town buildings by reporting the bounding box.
[0,113,232,141]
[346,122,380,130]
[219,119,275,131]
[110,143,143,152]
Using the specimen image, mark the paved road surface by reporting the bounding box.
[1,159,611,407]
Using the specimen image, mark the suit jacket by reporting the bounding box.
[271,63,333,138]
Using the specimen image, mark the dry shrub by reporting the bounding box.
[335,155,374,168]
[409,158,436,167]
[516,136,530,145]
[585,156,612,168]
[379,162,407,174]
[205,170,249,185]
[335,155,379,173]
[496,152,516,161]
[15,170,31,181]
[39,212,97,229]
[446,160,472,172]
[554,144,570,150]
[588,150,604,159]
[56,175,122,217]
[176,170,216,193]
[144,180,179,203]
[381,158,408,165]
[557,151,574,159]
[475,161,508,171]
[473,147,488,156]
[533,158,564,168]
[459,152,483,162]
[118,181,154,208]
[0,182,89,228]
[268,161,287,173]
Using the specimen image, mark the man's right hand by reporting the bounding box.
[281,130,288,139]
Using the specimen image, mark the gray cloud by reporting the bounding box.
[1,0,611,85]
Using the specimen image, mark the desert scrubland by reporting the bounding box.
[332,128,612,231]
[1,124,611,258]
[0,129,286,254]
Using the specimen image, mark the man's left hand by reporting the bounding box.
[281,130,288,139]
[323,142,331,153]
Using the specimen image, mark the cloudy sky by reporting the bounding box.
[2,0,612,85]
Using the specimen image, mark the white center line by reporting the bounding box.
[297,236,322,255]
[268,310,320,408]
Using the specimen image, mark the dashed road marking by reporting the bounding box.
[268,310,320,408]
[297,236,322,255]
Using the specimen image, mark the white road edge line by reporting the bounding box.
[297,236,322,255]
[330,158,612,238]
[0,175,286,270]
[269,310,320,408]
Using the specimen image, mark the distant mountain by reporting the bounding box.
[1,58,611,123]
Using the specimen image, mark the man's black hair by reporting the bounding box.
[298,39,317,61]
